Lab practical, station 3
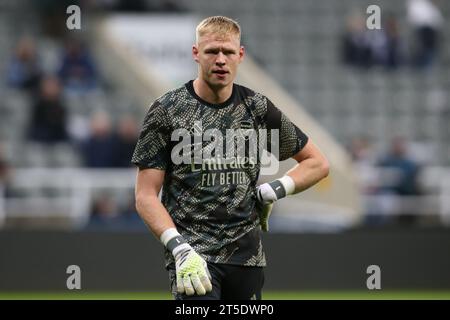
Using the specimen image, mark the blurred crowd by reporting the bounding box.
[347,136,424,226]
[341,0,443,70]
[5,33,140,161]
[3,32,142,229]
[1,0,446,230]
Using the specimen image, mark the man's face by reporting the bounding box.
[193,33,244,89]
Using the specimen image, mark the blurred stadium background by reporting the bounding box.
[1,0,450,299]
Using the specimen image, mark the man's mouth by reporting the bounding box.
[212,70,228,75]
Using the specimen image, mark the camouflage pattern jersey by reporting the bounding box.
[132,80,308,268]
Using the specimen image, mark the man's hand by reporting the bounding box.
[174,243,212,296]
[160,228,212,296]
[255,176,296,232]
[255,195,273,232]
[256,183,276,232]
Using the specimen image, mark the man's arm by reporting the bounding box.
[286,139,330,193]
[134,167,212,296]
[134,167,175,239]
[257,139,329,203]
[256,139,329,231]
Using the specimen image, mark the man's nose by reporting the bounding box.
[215,52,226,65]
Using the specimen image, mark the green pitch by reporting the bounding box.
[1,291,450,300]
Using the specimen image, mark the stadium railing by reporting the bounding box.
[1,166,450,229]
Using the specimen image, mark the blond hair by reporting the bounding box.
[196,16,241,43]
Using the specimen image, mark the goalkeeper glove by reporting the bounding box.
[256,175,295,232]
[160,228,212,296]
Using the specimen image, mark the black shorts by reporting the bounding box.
[168,263,264,300]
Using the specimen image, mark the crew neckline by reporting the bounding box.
[185,80,236,109]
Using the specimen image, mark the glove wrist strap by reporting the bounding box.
[267,180,286,200]
[267,176,295,201]
[160,228,189,256]
[278,175,295,197]
[167,235,187,253]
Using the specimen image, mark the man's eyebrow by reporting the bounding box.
[204,47,237,53]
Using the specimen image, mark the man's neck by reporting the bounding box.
[193,78,233,105]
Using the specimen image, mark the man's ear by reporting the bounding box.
[239,46,245,63]
[192,45,199,62]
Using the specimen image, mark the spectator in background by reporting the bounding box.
[377,138,422,225]
[28,76,68,143]
[368,14,406,70]
[86,192,144,230]
[113,115,139,167]
[378,138,421,196]
[407,0,443,69]
[80,111,117,167]
[87,194,121,229]
[6,36,42,92]
[58,39,98,94]
[33,0,76,38]
[342,13,373,68]
[382,15,406,69]
[348,137,378,194]
[342,12,405,70]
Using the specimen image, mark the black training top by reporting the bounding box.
[132,80,308,268]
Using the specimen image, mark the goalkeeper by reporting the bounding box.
[132,16,329,300]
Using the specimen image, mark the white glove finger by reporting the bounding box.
[190,273,206,296]
[183,274,195,296]
[198,262,212,292]
[199,273,212,293]
[176,272,184,294]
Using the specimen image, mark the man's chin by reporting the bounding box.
[207,78,232,89]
